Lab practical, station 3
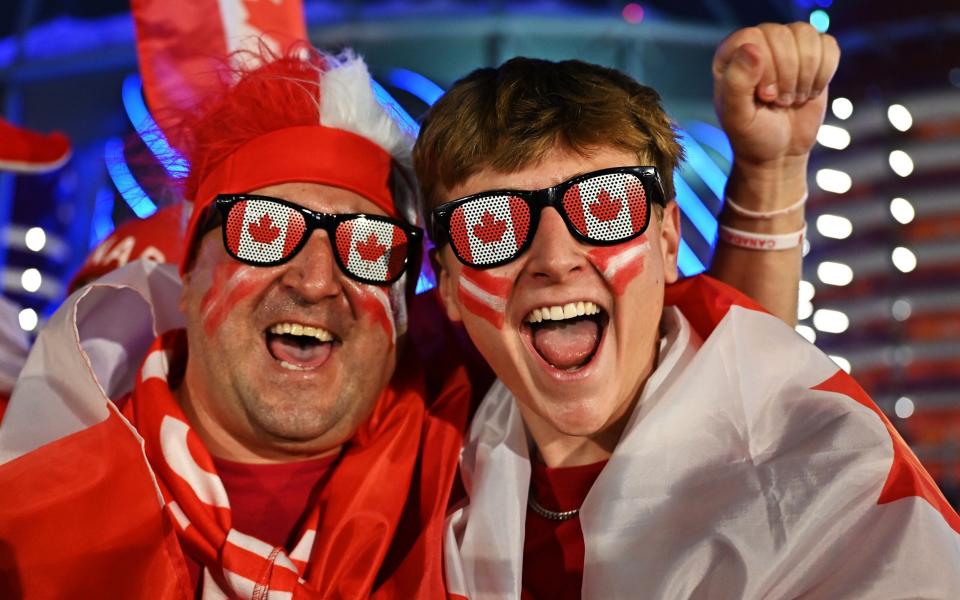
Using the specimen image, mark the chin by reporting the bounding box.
[532,394,619,438]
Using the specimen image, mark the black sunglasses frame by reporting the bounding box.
[429,166,666,269]
[215,194,422,286]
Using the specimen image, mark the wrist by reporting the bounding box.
[722,155,809,233]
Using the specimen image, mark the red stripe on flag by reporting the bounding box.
[508,196,530,251]
[562,185,588,235]
[282,210,306,259]
[225,200,246,254]
[131,0,307,137]
[450,208,473,264]
[387,226,407,280]
[627,177,648,234]
[812,371,960,534]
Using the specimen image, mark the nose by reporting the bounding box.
[279,231,344,302]
[521,208,588,283]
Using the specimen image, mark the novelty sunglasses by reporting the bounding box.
[215,194,421,286]
[430,166,666,269]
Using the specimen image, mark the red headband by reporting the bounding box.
[183,125,397,271]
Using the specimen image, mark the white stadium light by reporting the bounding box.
[894,396,915,419]
[889,197,915,224]
[817,261,854,286]
[798,299,814,321]
[887,104,913,132]
[816,214,853,239]
[816,124,851,150]
[21,268,42,293]
[24,227,47,252]
[799,280,816,303]
[888,150,914,177]
[829,355,852,373]
[891,298,912,322]
[891,246,917,273]
[815,168,852,193]
[795,325,817,344]
[814,309,850,334]
[18,308,38,332]
[831,97,853,120]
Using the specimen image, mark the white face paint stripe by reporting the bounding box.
[369,286,397,344]
[200,268,252,324]
[159,416,230,508]
[458,274,507,312]
[141,349,170,383]
[603,239,650,280]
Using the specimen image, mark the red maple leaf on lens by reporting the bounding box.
[473,211,507,244]
[589,189,622,222]
[248,213,281,244]
[356,233,387,261]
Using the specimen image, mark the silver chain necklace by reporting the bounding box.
[528,493,580,521]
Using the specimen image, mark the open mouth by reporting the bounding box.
[522,301,608,372]
[264,322,339,371]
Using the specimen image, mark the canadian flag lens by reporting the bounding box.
[448,195,530,266]
[225,199,306,264]
[561,173,648,242]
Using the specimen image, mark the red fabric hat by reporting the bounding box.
[69,203,188,293]
[176,46,418,273]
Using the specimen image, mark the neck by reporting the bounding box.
[174,372,341,465]
[526,408,631,468]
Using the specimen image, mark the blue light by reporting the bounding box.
[386,68,445,106]
[810,10,830,33]
[121,74,189,179]
[415,270,436,294]
[104,137,157,219]
[814,0,833,7]
[673,174,718,246]
[685,120,732,163]
[677,130,728,201]
[90,188,116,248]
[678,239,706,277]
[371,79,421,137]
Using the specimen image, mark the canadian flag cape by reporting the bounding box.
[0,260,468,599]
[444,276,960,600]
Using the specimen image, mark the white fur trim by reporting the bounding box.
[319,51,415,169]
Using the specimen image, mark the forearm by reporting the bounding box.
[709,157,807,325]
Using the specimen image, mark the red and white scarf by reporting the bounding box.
[123,330,436,599]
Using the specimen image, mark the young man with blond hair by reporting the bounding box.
[415,23,960,599]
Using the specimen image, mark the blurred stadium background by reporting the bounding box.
[1,0,958,504]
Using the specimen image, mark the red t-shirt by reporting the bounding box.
[184,452,340,588]
[521,459,608,600]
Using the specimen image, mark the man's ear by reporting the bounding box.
[658,201,681,285]
[430,247,463,322]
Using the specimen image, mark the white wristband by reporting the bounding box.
[724,192,808,219]
[718,224,807,251]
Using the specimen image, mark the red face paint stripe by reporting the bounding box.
[587,234,649,296]
[345,281,395,345]
[456,266,512,330]
[200,263,263,336]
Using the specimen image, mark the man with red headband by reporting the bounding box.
[0,47,467,598]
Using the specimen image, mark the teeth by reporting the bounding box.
[524,301,602,323]
[268,322,334,342]
[279,360,308,371]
